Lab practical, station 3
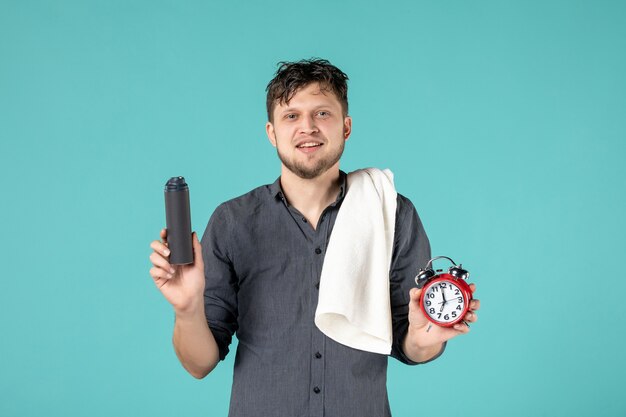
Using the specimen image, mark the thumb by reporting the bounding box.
[191,232,204,267]
[408,288,422,310]
[407,287,430,329]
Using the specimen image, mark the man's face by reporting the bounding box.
[266,82,352,180]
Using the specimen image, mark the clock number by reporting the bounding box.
[454,289,460,295]
[439,283,447,289]
[452,311,457,318]
[444,314,449,320]
[456,305,462,311]
[437,313,442,319]
[425,300,431,306]
[428,293,435,299]
[432,286,439,292]
[429,308,435,314]
[457,297,463,303]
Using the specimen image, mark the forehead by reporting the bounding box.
[277,82,341,109]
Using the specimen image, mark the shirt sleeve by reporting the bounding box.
[200,203,239,361]
[389,194,446,365]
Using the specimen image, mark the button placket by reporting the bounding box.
[308,208,334,415]
[310,241,326,416]
[310,330,325,413]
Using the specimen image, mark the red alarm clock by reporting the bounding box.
[415,256,473,327]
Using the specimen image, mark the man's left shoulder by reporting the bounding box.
[393,192,429,242]
[395,192,419,219]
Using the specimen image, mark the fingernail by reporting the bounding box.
[164,249,170,256]
[169,268,175,274]
[167,273,173,278]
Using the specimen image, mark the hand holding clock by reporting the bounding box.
[402,283,480,363]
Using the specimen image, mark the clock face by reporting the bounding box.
[422,279,467,325]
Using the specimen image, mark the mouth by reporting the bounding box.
[296,141,323,150]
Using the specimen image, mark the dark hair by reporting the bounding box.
[265,58,349,122]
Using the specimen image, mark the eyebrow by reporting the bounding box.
[280,106,333,115]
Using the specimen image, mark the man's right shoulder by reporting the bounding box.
[211,182,275,220]
[202,181,278,257]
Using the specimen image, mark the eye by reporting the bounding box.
[285,114,297,120]
[317,111,330,118]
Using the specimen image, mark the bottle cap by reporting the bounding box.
[165,176,189,192]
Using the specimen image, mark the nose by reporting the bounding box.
[299,114,318,135]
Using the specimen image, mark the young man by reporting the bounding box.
[149,58,480,416]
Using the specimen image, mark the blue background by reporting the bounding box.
[1,1,625,416]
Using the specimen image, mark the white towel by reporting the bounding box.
[314,168,397,355]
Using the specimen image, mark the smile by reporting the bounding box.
[296,142,323,149]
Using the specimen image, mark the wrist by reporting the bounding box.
[403,328,445,363]
[406,323,432,349]
[174,296,205,321]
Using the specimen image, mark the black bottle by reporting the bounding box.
[164,176,194,265]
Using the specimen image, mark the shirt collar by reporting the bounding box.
[271,170,347,205]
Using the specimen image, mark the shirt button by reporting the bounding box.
[315,282,320,289]
[315,247,322,254]
[315,352,322,359]
[302,217,307,223]
[313,386,321,394]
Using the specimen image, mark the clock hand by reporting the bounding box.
[440,290,447,312]
[439,296,464,304]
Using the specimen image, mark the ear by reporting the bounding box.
[343,116,352,140]
[266,121,277,147]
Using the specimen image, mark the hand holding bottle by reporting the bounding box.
[149,228,205,316]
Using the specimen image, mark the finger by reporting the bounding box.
[452,321,471,333]
[408,288,422,309]
[149,252,176,275]
[150,266,175,280]
[161,228,168,245]
[469,283,476,293]
[452,317,470,334]
[463,310,478,323]
[407,288,430,329]
[469,299,481,311]
[150,240,171,257]
[409,287,422,301]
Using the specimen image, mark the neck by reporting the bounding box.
[280,164,342,227]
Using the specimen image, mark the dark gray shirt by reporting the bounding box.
[201,171,439,417]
